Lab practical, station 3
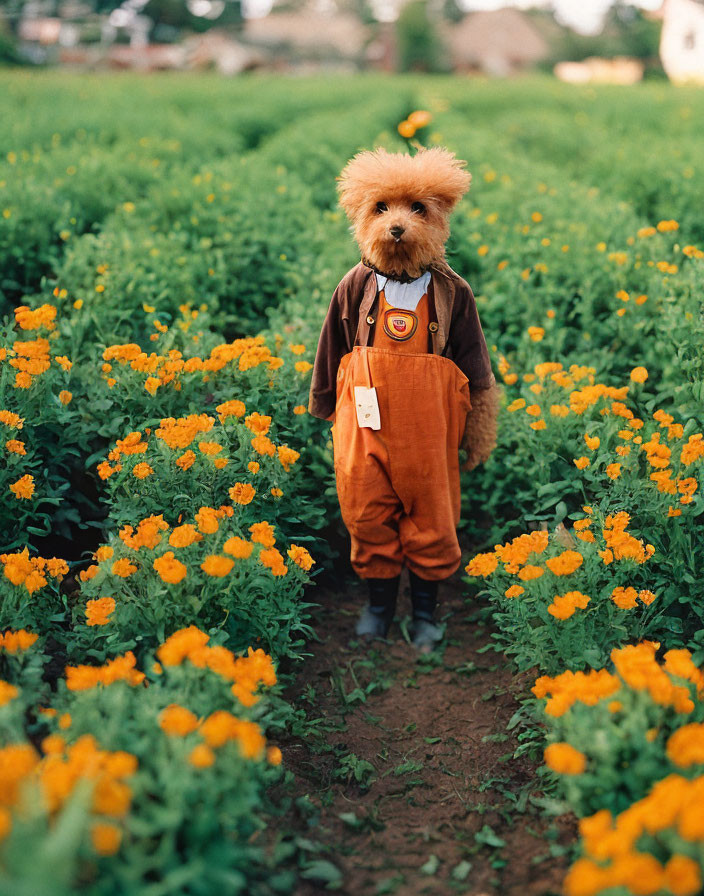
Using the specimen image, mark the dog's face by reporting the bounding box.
[337,147,471,279]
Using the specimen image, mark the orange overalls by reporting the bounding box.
[332,287,471,581]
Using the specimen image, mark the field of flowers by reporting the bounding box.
[1,71,703,894]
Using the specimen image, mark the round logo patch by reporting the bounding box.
[382,308,418,341]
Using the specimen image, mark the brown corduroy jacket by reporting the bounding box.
[308,260,495,421]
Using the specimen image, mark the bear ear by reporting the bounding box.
[415,147,472,211]
[336,148,392,221]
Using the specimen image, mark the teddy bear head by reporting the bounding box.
[337,146,471,280]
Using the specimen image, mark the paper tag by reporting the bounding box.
[354,386,381,430]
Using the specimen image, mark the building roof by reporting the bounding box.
[442,8,549,73]
[243,10,369,56]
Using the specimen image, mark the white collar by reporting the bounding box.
[375,270,431,312]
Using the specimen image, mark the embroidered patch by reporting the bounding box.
[382,308,418,341]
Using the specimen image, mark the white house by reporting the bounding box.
[660,0,704,84]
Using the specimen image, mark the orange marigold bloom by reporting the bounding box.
[159,704,199,736]
[0,629,39,652]
[248,461,260,474]
[198,441,222,456]
[611,586,638,609]
[189,744,216,768]
[287,545,314,571]
[630,367,648,384]
[223,537,254,559]
[201,555,234,577]
[132,462,153,480]
[153,552,187,584]
[505,585,524,598]
[277,445,300,471]
[259,547,288,576]
[9,474,34,500]
[295,360,312,373]
[229,482,255,505]
[59,390,72,405]
[85,597,116,627]
[111,558,137,578]
[245,413,272,435]
[195,507,219,534]
[251,434,276,457]
[176,450,196,471]
[91,822,122,856]
[5,439,26,455]
[546,550,583,576]
[573,456,590,470]
[157,626,210,666]
[216,399,246,422]
[465,552,498,577]
[169,525,202,548]
[606,463,622,480]
[518,565,544,581]
[544,742,586,775]
[249,521,276,547]
[293,405,307,415]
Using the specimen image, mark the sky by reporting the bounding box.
[242,0,664,32]
[458,0,663,34]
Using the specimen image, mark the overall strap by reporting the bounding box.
[426,278,439,353]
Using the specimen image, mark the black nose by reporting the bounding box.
[390,225,405,239]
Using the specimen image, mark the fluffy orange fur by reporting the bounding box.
[337,147,471,279]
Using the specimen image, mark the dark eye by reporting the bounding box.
[411,201,426,214]
[375,201,388,214]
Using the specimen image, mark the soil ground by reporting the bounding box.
[277,547,576,896]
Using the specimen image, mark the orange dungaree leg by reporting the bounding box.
[333,290,471,581]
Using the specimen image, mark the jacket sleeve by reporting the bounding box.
[448,279,496,392]
[308,278,351,420]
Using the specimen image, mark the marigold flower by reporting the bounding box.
[465,552,498,577]
[223,537,254,559]
[584,434,600,450]
[527,326,544,342]
[606,463,622,480]
[248,461,260,474]
[5,439,26,455]
[545,550,583,576]
[630,366,648,384]
[505,585,524,598]
[287,545,314,571]
[9,474,34,500]
[91,822,122,856]
[245,412,271,435]
[176,450,196,471]
[132,462,153,480]
[195,507,219,534]
[189,744,215,768]
[216,399,246,422]
[0,681,19,706]
[611,586,638,609]
[229,483,255,505]
[293,405,307,415]
[259,547,288,576]
[169,525,202,548]
[159,704,199,736]
[152,552,187,584]
[573,457,590,470]
[201,555,234,577]
[277,445,300,471]
[111,558,137,578]
[249,521,276,548]
[518,564,543,581]
[85,597,116,627]
[294,360,312,374]
[58,390,72,405]
[0,629,39,652]
[251,434,276,456]
[198,441,222,456]
[544,742,586,775]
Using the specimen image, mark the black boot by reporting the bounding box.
[409,571,443,651]
[355,575,400,639]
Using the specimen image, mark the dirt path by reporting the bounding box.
[278,555,575,896]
